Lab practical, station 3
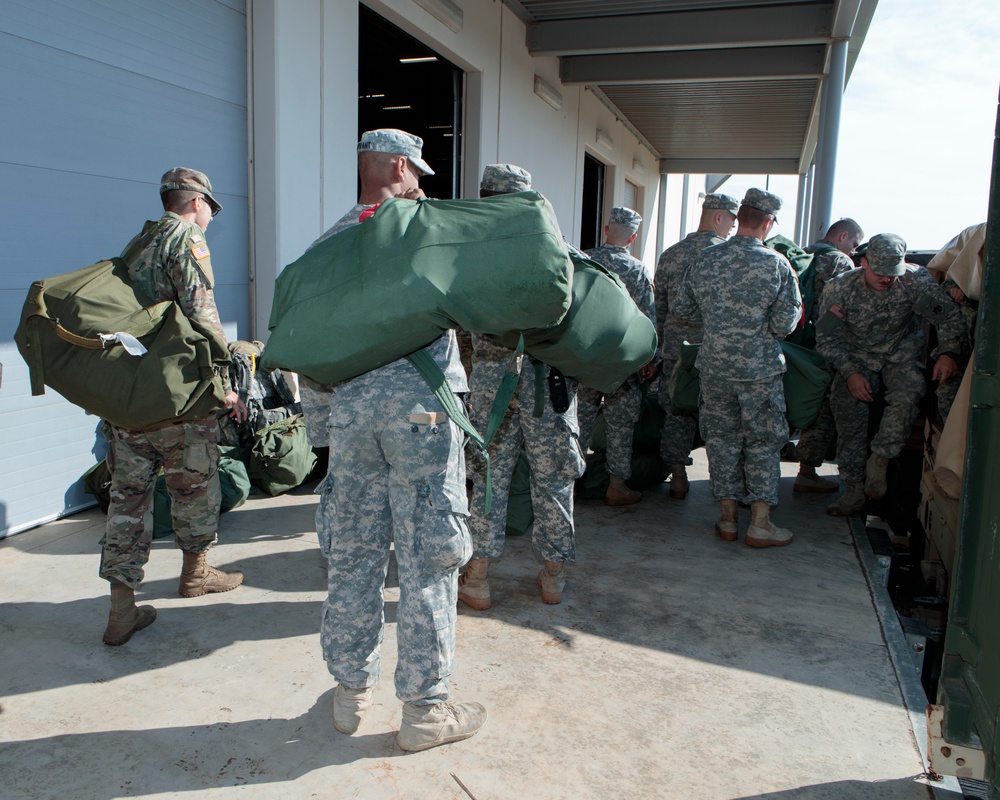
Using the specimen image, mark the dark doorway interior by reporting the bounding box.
[580,153,606,251]
[358,5,463,199]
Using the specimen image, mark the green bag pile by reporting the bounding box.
[669,340,832,430]
[248,415,319,496]
[15,258,228,430]
[262,192,574,384]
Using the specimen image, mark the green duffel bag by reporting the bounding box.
[669,341,832,429]
[262,192,574,384]
[248,415,319,496]
[15,257,228,430]
[490,254,658,394]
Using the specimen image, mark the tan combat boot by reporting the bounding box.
[605,475,641,506]
[538,560,566,604]
[865,453,890,499]
[178,551,244,597]
[333,685,375,734]
[103,582,157,646]
[715,499,739,541]
[793,464,838,493]
[826,482,866,516]
[745,502,794,548]
[397,700,488,752]
[457,557,491,610]
[669,464,690,499]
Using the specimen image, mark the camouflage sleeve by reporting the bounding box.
[653,254,670,334]
[670,259,701,324]
[166,229,229,351]
[815,281,861,377]
[911,268,968,359]
[767,261,802,338]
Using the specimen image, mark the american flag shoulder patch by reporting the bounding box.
[828,303,845,319]
[191,243,210,261]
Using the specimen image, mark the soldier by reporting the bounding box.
[673,189,802,547]
[100,167,248,647]
[794,218,864,493]
[458,164,587,610]
[301,130,486,751]
[577,206,657,506]
[817,233,965,515]
[653,193,739,498]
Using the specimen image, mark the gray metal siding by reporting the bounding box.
[0,0,248,537]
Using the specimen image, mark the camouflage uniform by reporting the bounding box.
[794,241,857,467]
[816,251,964,485]
[305,199,472,703]
[100,210,229,588]
[577,218,655,478]
[467,336,586,563]
[673,222,802,506]
[653,229,724,465]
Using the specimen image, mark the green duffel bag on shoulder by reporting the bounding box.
[15,256,228,430]
[248,415,319,497]
[262,192,574,384]
[492,254,658,394]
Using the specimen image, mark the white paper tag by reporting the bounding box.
[99,332,148,356]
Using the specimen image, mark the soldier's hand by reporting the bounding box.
[949,285,966,304]
[225,391,248,423]
[847,373,873,403]
[639,362,658,383]
[932,354,959,384]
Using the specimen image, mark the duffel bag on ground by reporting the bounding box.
[262,192,574,384]
[15,257,229,430]
[248,415,319,497]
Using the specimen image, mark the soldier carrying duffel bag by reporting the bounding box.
[14,167,249,647]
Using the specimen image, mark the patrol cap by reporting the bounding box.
[480,164,532,193]
[609,206,642,231]
[865,233,908,276]
[358,129,435,176]
[702,193,739,215]
[741,188,782,220]
[160,167,222,215]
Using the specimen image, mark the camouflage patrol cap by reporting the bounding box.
[703,193,739,215]
[609,206,642,231]
[865,233,907,276]
[160,167,222,215]
[741,188,782,220]
[358,129,435,176]
[480,164,532,193]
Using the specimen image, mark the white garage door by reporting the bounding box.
[0,0,249,537]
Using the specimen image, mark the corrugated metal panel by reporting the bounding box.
[515,0,822,22]
[0,0,248,538]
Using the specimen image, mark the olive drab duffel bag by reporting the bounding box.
[14,230,230,431]
[261,191,575,384]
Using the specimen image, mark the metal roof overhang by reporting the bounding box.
[503,0,879,175]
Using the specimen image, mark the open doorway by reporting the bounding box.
[358,6,463,199]
[579,153,606,251]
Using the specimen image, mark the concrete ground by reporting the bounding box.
[0,453,963,800]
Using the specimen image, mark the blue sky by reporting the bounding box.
[718,0,998,251]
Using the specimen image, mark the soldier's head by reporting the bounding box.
[736,188,782,238]
[824,218,864,256]
[480,164,532,197]
[160,167,221,232]
[700,193,739,238]
[604,206,641,247]
[357,129,434,196]
[861,233,907,291]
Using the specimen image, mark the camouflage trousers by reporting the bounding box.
[699,375,787,506]
[830,361,925,484]
[657,360,697,466]
[795,394,836,467]
[316,365,471,704]
[467,358,585,564]
[576,382,641,479]
[99,418,221,588]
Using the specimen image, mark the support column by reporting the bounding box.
[679,174,690,240]
[656,172,668,258]
[810,38,848,244]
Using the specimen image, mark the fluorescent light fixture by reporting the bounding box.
[382,105,412,111]
[533,75,562,110]
[399,56,439,64]
[413,0,463,33]
[596,128,614,150]
[632,158,646,176]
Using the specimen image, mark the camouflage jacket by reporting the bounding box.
[673,235,802,380]
[653,230,724,353]
[815,265,966,376]
[584,244,656,328]
[805,240,855,320]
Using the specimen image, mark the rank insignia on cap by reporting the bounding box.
[191,243,210,261]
